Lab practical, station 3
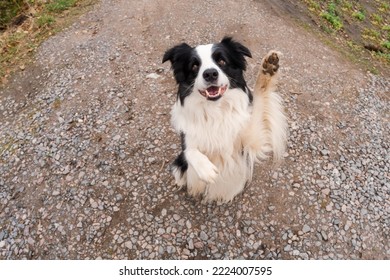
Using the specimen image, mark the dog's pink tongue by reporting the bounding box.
[207,86,219,96]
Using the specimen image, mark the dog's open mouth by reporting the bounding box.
[199,85,227,100]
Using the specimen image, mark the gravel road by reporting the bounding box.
[0,0,389,259]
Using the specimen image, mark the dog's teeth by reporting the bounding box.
[218,87,222,95]
[205,90,210,97]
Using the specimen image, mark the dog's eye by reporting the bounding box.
[218,59,226,67]
[192,64,199,72]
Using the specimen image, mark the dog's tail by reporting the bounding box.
[244,51,288,163]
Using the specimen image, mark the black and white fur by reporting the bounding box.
[163,37,287,202]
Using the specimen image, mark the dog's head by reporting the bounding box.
[163,37,252,104]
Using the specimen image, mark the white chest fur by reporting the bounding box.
[171,88,251,156]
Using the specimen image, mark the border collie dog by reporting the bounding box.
[163,37,287,202]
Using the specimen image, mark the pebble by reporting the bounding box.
[302,225,311,233]
[344,221,352,231]
[52,190,60,196]
[124,241,133,249]
[188,239,194,250]
[146,73,161,79]
[321,231,328,241]
[268,206,276,211]
[321,149,329,156]
[199,231,208,241]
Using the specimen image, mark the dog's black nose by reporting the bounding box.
[203,68,218,83]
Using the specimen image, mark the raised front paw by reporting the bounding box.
[186,149,219,184]
[195,159,219,184]
[262,51,280,76]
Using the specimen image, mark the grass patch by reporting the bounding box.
[382,41,390,50]
[352,11,365,21]
[298,0,390,73]
[320,2,343,31]
[0,0,98,85]
[37,14,56,27]
[0,0,25,30]
[47,0,78,12]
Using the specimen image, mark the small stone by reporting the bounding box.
[300,253,309,260]
[0,241,5,248]
[167,246,176,253]
[344,220,352,231]
[188,239,194,250]
[52,190,60,196]
[124,241,133,249]
[321,149,329,156]
[321,231,328,241]
[322,188,330,195]
[90,199,98,209]
[326,204,332,212]
[178,219,185,226]
[194,242,203,249]
[157,228,165,235]
[182,248,190,256]
[268,206,276,211]
[302,224,311,233]
[173,214,180,221]
[27,237,35,245]
[161,208,167,216]
[292,249,300,256]
[158,246,165,254]
[200,231,208,241]
[284,244,292,252]
[146,73,160,79]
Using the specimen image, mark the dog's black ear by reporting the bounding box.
[220,37,252,58]
[162,43,193,83]
[162,43,192,64]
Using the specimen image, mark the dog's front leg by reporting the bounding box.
[185,148,219,184]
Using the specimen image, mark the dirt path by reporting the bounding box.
[0,0,388,259]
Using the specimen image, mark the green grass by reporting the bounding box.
[47,0,77,12]
[371,13,383,25]
[382,41,390,50]
[1,0,97,84]
[362,28,381,40]
[352,11,365,21]
[298,0,390,73]
[320,2,343,31]
[0,0,25,30]
[37,14,56,27]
